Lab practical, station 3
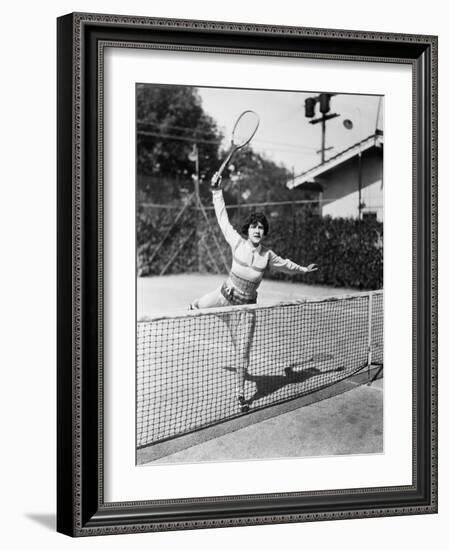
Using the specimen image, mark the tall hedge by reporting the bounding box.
[265,212,383,290]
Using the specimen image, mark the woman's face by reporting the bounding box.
[248,222,265,246]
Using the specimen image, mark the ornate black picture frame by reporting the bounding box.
[57,12,437,536]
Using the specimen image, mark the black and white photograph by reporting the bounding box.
[50,5,438,541]
[0,0,444,544]
[135,84,384,465]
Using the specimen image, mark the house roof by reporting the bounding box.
[286,133,383,189]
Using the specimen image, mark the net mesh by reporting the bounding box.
[137,290,383,448]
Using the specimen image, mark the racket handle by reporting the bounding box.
[216,148,236,178]
[210,172,222,189]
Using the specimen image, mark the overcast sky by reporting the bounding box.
[197,86,383,177]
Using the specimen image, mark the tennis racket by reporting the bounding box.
[216,110,260,178]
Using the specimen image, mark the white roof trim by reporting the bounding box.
[287,134,383,189]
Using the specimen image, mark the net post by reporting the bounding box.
[367,291,373,384]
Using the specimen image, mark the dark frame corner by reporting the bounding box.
[57,12,437,537]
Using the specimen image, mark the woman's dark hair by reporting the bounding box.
[241,211,269,236]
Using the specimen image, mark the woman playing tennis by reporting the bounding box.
[190,110,317,411]
[190,173,318,412]
[190,172,318,310]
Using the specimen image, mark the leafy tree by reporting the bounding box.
[137,84,222,202]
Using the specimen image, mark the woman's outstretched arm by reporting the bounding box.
[210,173,241,249]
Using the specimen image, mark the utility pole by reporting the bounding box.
[305,93,339,164]
[343,110,364,220]
[320,116,326,164]
[189,143,201,270]
[358,146,362,220]
[191,143,199,198]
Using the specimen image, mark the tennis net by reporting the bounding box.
[137,290,383,449]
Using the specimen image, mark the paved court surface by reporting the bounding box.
[139,374,383,465]
[138,274,366,319]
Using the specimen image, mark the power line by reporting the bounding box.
[138,120,317,152]
[252,137,316,151]
[138,130,318,157]
[137,119,219,138]
[137,130,221,145]
[254,147,315,157]
[141,198,346,210]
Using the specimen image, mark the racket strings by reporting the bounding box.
[232,111,259,147]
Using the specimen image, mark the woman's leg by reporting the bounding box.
[191,287,229,309]
[234,310,256,411]
[191,288,255,412]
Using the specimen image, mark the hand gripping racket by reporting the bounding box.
[216,110,260,178]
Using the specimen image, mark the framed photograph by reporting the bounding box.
[57,12,437,536]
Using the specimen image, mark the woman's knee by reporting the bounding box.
[196,288,225,309]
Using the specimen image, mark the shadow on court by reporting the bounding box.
[223,353,343,405]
